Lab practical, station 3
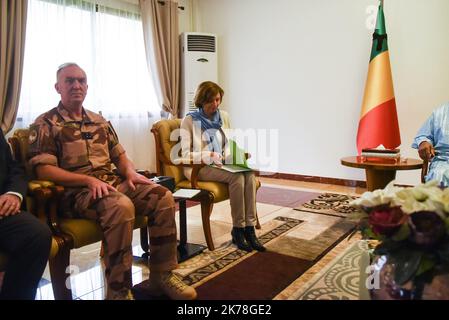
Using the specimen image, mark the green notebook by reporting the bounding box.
[210,139,252,173]
[229,138,250,169]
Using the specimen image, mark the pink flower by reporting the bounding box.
[369,206,408,236]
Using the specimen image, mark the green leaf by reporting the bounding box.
[391,249,422,285]
[416,255,436,276]
[392,223,410,241]
[363,227,383,240]
[373,239,403,255]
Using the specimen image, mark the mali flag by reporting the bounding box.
[356,2,401,154]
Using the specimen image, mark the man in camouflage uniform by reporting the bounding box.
[27,63,197,300]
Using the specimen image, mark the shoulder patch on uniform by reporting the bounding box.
[28,127,38,144]
[107,121,119,143]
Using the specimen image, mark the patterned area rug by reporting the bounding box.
[179,216,302,286]
[289,240,371,300]
[133,208,356,300]
[194,251,312,300]
[256,186,322,208]
[294,193,359,218]
[266,216,355,261]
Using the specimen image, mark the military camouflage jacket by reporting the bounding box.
[28,102,125,187]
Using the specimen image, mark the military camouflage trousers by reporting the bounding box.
[71,182,178,293]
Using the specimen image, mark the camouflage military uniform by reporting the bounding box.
[28,103,178,294]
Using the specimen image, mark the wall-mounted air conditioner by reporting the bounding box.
[179,32,218,117]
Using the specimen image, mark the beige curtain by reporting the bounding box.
[140,0,180,118]
[0,0,27,133]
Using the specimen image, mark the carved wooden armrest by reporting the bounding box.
[28,180,55,192]
[27,182,53,224]
[39,183,66,235]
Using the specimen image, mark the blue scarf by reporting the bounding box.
[187,108,223,153]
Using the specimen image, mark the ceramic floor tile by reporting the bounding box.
[69,264,105,298]
[257,206,300,225]
[255,202,285,217]
[77,287,105,300]
[35,281,55,300]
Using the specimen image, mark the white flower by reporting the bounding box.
[440,191,449,213]
[350,180,404,208]
[350,179,449,219]
[393,181,447,217]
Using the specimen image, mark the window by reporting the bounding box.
[18,0,159,124]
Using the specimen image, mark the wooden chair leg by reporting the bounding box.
[140,227,149,258]
[100,242,105,258]
[255,181,262,229]
[49,242,72,300]
[200,197,215,251]
[255,211,261,229]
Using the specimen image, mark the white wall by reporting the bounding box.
[191,0,449,185]
[178,0,193,32]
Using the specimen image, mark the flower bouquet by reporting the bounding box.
[349,180,449,299]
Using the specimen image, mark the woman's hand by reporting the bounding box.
[209,152,223,167]
[86,177,117,200]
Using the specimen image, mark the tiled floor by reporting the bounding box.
[35,178,366,300]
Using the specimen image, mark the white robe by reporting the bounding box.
[412,102,449,186]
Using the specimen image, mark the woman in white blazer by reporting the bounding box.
[180,81,265,252]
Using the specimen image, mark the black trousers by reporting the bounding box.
[0,212,52,300]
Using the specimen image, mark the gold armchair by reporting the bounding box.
[151,116,261,251]
[9,129,149,300]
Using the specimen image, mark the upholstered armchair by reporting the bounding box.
[151,111,261,251]
[8,129,149,300]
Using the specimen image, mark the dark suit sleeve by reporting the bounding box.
[1,131,28,198]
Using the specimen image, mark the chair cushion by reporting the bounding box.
[59,215,148,248]
[11,129,33,176]
[152,119,186,185]
[176,179,229,203]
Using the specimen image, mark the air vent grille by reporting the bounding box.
[187,35,216,52]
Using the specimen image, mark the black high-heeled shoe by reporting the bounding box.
[244,226,266,252]
[231,227,253,252]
